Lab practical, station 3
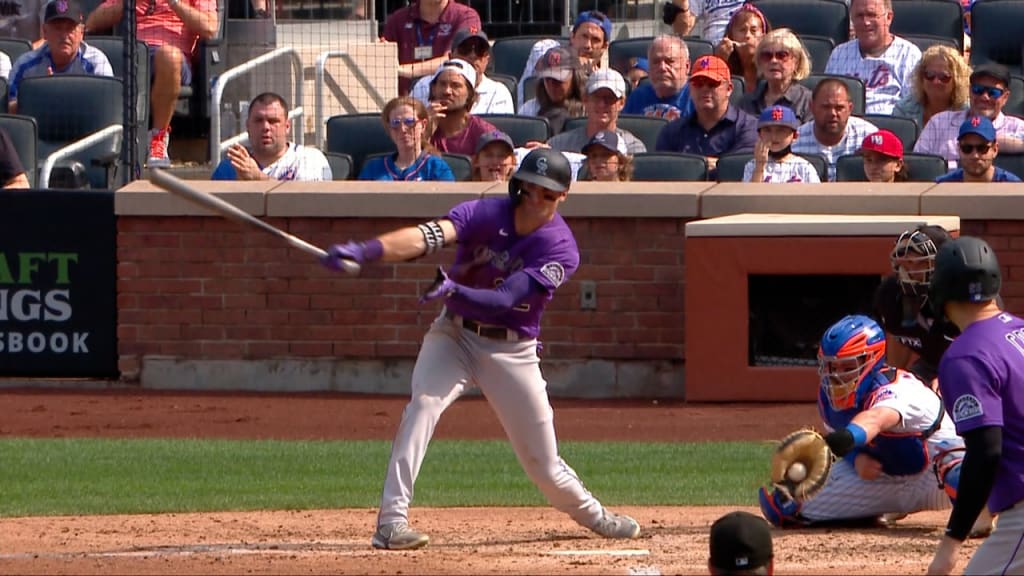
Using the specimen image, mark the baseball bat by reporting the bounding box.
[148,169,360,275]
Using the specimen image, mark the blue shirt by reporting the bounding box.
[935,166,1023,183]
[622,83,693,121]
[358,153,455,181]
[8,42,114,100]
[655,105,758,157]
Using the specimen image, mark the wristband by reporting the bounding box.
[847,422,868,447]
[362,238,384,263]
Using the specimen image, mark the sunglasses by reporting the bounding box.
[924,70,952,84]
[758,50,791,63]
[971,84,1006,99]
[690,78,723,89]
[959,142,993,155]
[388,117,419,129]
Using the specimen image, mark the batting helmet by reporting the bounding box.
[890,225,952,296]
[508,148,572,203]
[818,314,886,411]
[928,236,1001,319]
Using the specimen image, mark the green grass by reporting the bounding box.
[0,438,773,517]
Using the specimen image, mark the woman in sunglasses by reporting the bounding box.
[738,28,813,123]
[715,4,770,96]
[893,45,970,131]
[358,96,455,181]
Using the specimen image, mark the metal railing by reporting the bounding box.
[314,50,387,149]
[210,46,304,163]
[39,125,125,189]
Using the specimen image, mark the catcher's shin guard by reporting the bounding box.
[758,486,806,527]
[933,444,966,503]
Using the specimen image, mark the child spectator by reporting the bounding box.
[743,105,820,183]
[860,130,908,183]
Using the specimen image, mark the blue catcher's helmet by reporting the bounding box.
[818,314,887,411]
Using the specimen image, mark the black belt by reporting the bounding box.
[444,310,521,341]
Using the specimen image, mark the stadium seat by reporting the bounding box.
[171,0,227,132]
[441,152,474,181]
[325,113,395,176]
[0,114,38,187]
[993,153,1024,180]
[890,0,965,51]
[1003,76,1024,117]
[730,77,746,107]
[800,74,867,115]
[490,35,563,80]
[562,115,668,153]
[18,75,123,189]
[0,78,6,114]
[86,36,150,181]
[799,35,834,75]
[608,37,654,75]
[0,38,32,66]
[478,114,550,146]
[488,73,519,111]
[325,151,353,181]
[969,0,1024,75]
[899,33,959,54]
[716,152,827,182]
[752,0,850,47]
[631,152,708,181]
[861,114,920,150]
[684,37,715,61]
[835,153,868,181]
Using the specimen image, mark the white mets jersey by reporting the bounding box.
[825,36,922,115]
[742,155,822,183]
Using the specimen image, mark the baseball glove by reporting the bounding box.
[770,429,833,502]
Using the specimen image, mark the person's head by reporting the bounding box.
[648,35,690,99]
[957,114,999,180]
[708,511,774,576]
[508,148,571,220]
[890,224,953,297]
[429,59,478,116]
[818,314,887,412]
[246,92,291,159]
[571,10,612,62]
[928,236,1002,326]
[859,130,907,183]
[534,46,582,106]
[910,45,970,111]
[381,95,431,153]
[968,64,1011,119]
[810,79,853,140]
[850,0,893,54]
[42,0,85,67]
[723,4,770,73]
[626,57,649,89]
[756,105,799,153]
[450,27,491,80]
[584,68,627,129]
[755,28,811,86]
[582,129,633,182]
[472,130,516,182]
[689,55,733,117]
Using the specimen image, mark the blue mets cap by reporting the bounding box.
[757,105,800,130]
[958,114,996,142]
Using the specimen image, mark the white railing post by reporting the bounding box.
[39,125,124,189]
[314,50,387,149]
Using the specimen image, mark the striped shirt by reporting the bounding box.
[791,115,879,181]
[915,109,1024,167]
[8,41,113,100]
[825,36,921,115]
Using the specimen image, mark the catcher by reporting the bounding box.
[759,314,980,529]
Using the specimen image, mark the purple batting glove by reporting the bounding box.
[322,241,364,272]
[419,266,457,304]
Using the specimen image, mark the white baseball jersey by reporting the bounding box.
[791,116,879,181]
[915,109,1024,166]
[689,0,746,44]
[263,142,332,181]
[825,36,922,115]
[742,155,821,183]
[411,73,514,115]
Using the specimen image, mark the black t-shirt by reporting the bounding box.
[872,275,960,381]
[0,127,25,186]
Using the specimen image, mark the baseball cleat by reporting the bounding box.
[879,512,908,526]
[371,522,429,550]
[589,510,641,539]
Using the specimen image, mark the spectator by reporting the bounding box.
[656,55,758,174]
[471,130,516,182]
[708,511,774,576]
[360,96,454,181]
[0,125,29,188]
[625,57,648,90]
[380,0,481,96]
[410,27,513,115]
[544,69,646,154]
[892,45,970,132]
[743,105,820,183]
[87,0,219,168]
[934,115,1022,183]
[427,59,498,156]
[0,0,45,44]
[211,92,331,181]
[824,0,921,115]
[859,129,908,183]
[520,46,586,136]
[791,78,879,181]
[9,0,112,114]
[517,38,561,111]
[715,4,770,95]
[517,11,611,108]
[623,35,691,121]
[738,28,813,123]
[581,129,633,182]
[914,64,1024,167]
[663,0,746,44]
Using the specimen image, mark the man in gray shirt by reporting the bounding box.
[545,68,646,154]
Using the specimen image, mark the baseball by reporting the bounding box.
[787,462,808,482]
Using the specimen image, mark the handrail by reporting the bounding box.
[210,46,304,163]
[314,50,387,149]
[39,124,124,189]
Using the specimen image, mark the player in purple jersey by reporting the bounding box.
[927,236,1024,575]
[321,148,641,551]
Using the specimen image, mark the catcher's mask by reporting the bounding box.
[890,225,952,297]
[818,314,886,411]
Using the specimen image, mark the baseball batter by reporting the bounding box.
[321,148,640,550]
[927,237,1024,575]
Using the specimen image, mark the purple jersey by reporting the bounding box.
[444,197,579,338]
[938,312,1024,513]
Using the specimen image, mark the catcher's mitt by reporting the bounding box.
[770,429,833,502]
